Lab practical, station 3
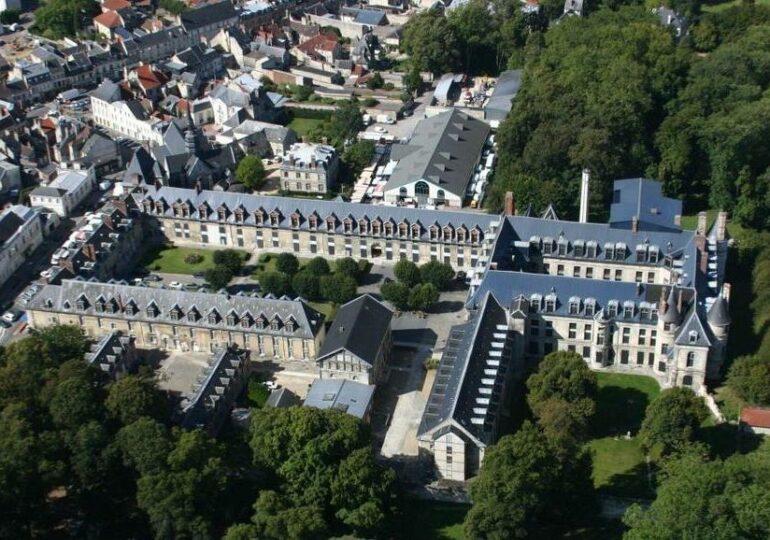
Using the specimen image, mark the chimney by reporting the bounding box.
[631,216,639,233]
[677,289,683,314]
[674,214,681,227]
[722,283,731,302]
[504,192,515,216]
[659,286,668,315]
[716,211,728,241]
[579,168,590,223]
[696,211,707,236]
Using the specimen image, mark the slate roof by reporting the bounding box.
[29,278,325,339]
[180,1,238,31]
[674,309,712,348]
[609,178,683,232]
[418,292,512,446]
[707,295,730,326]
[353,9,387,25]
[384,109,490,199]
[265,387,300,408]
[317,295,392,367]
[485,70,521,123]
[0,206,27,244]
[90,79,122,103]
[137,185,500,238]
[304,379,374,419]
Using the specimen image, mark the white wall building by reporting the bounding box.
[90,80,163,145]
[0,205,44,287]
[30,167,96,217]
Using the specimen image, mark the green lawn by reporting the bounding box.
[588,373,661,499]
[252,254,313,276]
[400,500,469,540]
[287,117,326,138]
[141,246,227,275]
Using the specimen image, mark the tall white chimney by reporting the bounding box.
[579,168,590,223]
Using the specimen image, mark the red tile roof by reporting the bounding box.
[136,64,168,90]
[102,0,131,11]
[94,10,123,28]
[297,33,339,54]
[741,407,770,429]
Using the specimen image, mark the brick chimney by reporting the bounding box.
[631,216,639,233]
[504,192,515,216]
[696,211,707,236]
[716,211,728,241]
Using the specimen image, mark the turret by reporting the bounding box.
[660,286,681,329]
[707,292,731,341]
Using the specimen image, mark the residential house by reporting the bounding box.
[740,407,770,437]
[0,205,44,288]
[316,295,393,385]
[29,166,97,216]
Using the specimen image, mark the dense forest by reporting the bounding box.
[403,0,770,227]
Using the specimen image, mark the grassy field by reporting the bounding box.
[287,117,326,138]
[588,373,661,499]
[253,255,337,319]
[400,500,469,540]
[140,246,245,275]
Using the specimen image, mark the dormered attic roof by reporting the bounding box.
[384,109,489,199]
[180,1,238,31]
[317,295,392,367]
[674,309,712,348]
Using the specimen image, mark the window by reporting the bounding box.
[635,271,643,283]
[650,330,657,347]
[568,323,577,339]
[584,300,595,317]
[583,325,592,341]
[614,269,622,281]
[586,267,594,279]
[583,346,591,358]
[647,272,655,284]
[573,266,581,277]
[637,351,644,365]
[529,320,539,336]
[603,269,611,280]
[686,351,695,367]
[682,375,693,386]
[638,329,646,345]
[620,350,629,364]
[415,181,429,196]
[557,264,564,276]
[622,327,631,344]
[658,361,667,372]
[569,300,579,314]
[574,241,585,257]
[586,242,597,258]
[545,321,553,338]
[689,331,698,344]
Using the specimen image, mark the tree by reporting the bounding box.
[402,67,423,97]
[408,283,439,311]
[342,141,375,179]
[232,491,328,540]
[334,257,361,281]
[116,418,172,476]
[275,253,300,275]
[259,271,292,296]
[394,260,421,287]
[526,351,598,421]
[624,451,770,539]
[0,9,20,24]
[33,0,100,39]
[204,266,233,290]
[328,101,364,146]
[639,387,708,454]
[292,272,321,301]
[401,9,461,75]
[304,257,331,276]
[419,260,455,290]
[320,274,357,304]
[235,155,267,191]
[159,0,187,14]
[49,376,102,430]
[447,0,499,74]
[380,281,410,310]
[213,249,244,275]
[464,422,595,539]
[726,355,770,406]
[105,375,167,425]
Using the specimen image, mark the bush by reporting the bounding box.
[213,249,244,275]
[380,281,410,310]
[275,253,300,275]
[259,271,292,296]
[408,283,439,311]
[394,260,421,287]
[357,259,371,277]
[235,155,267,191]
[0,9,20,24]
[204,266,233,290]
[335,257,360,281]
[320,274,357,304]
[258,253,272,263]
[419,261,454,290]
[292,272,321,301]
[248,379,271,408]
[184,253,203,265]
[304,257,331,276]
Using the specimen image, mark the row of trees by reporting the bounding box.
[203,249,246,290]
[258,254,365,305]
[379,260,455,311]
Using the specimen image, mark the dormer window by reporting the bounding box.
[430,226,439,241]
[604,243,614,260]
[607,301,618,318]
[217,206,228,221]
[199,205,209,219]
[342,219,352,234]
[640,303,651,320]
[256,315,267,329]
[399,223,408,238]
[241,314,253,328]
[529,294,542,313]
[234,209,244,223]
[154,201,164,214]
[573,240,585,258]
[557,237,568,256]
[543,237,554,255]
[286,318,296,332]
[125,301,137,316]
[372,220,382,235]
[359,219,368,234]
[457,228,467,243]
[584,298,596,317]
[649,247,659,264]
[208,310,220,324]
[615,242,626,261]
[411,223,421,239]
[623,302,634,319]
[94,298,106,313]
[586,241,597,258]
[76,296,89,310]
[254,209,265,225]
[384,222,394,236]
[636,245,647,263]
[443,226,453,241]
[169,306,182,321]
[187,308,199,322]
[226,312,238,326]
[146,303,159,318]
[568,297,580,315]
[308,214,318,230]
[291,213,301,228]
[108,299,119,313]
[470,229,481,244]
[688,330,698,344]
[270,211,280,226]
[181,203,190,217]
[271,316,282,331]
[545,295,557,313]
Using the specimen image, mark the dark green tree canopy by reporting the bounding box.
[726,355,770,406]
[276,253,300,275]
[639,387,708,454]
[235,155,267,191]
[394,260,421,287]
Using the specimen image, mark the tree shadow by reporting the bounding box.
[601,461,655,500]
[698,423,763,459]
[360,271,383,286]
[592,387,651,438]
[429,300,464,313]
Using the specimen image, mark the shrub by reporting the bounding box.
[275,253,300,275]
[248,379,271,408]
[357,259,371,277]
[394,260,421,287]
[184,253,204,265]
[259,271,292,296]
[304,257,331,276]
[258,253,272,263]
[419,260,454,290]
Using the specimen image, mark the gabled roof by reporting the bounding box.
[674,309,712,348]
[90,79,122,102]
[707,295,730,326]
[94,10,124,29]
[317,295,392,367]
[180,1,238,31]
[741,407,770,429]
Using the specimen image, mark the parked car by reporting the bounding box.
[184,283,200,291]
[2,310,21,323]
[169,281,183,290]
[143,274,162,282]
[264,381,280,390]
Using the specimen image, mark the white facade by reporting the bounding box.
[0,205,44,287]
[383,178,464,209]
[91,96,163,145]
[30,167,97,217]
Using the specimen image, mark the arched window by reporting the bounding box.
[682,375,693,386]
[415,181,429,196]
[399,187,407,196]
[686,351,695,367]
[437,189,445,199]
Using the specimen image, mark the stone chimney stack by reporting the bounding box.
[631,216,639,233]
[716,211,728,241]
[504,192,515,216]
[722,283,731,303]
[579,168,590,223]
[697,211,707,236]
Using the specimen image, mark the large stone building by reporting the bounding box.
[0,205,45,288]
[136,185,500,273]
[27,279,326,359]
[316,294,393,385]
[280,143,340,194]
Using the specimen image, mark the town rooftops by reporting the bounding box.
[180,1,238,31]
[304,378,374,419]
[0,205,38,246]
[284,143,336,168]
[385,109,490,198]
[90,79,122,103]
[94,10,124,29]
[318,295,392,367]
[31,168,92,198]
[741,407,770,429]
[28,278,326,339]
